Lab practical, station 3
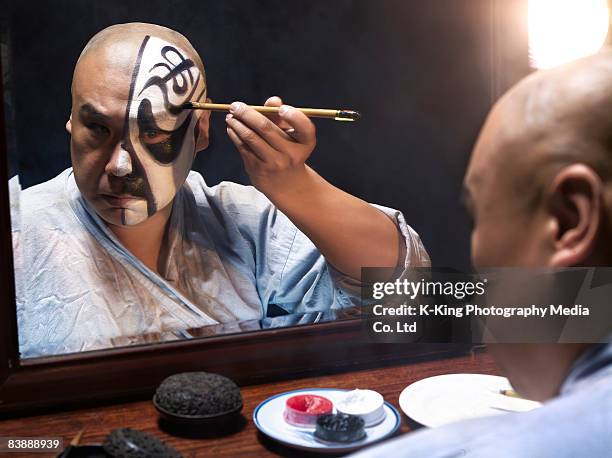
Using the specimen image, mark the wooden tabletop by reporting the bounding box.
[1,351,498,457]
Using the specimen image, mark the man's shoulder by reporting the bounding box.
[19,168,76,225]
[21,169,72,206]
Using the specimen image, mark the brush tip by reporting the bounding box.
[181,101,195,109]
[349,110,361,121]
[337,110,361,121]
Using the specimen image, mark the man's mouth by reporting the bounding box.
[100,193,144,207]
[103,174,148,207]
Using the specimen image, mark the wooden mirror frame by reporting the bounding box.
[0,0,529,417]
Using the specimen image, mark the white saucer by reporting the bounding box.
[253,388,401,453]
[399,373,541,428]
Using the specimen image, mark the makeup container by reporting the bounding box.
[283,394,333,427]
[314,413,366,443]
[335,389,386,427]
[102,428,181,457]
[153,372,243,427]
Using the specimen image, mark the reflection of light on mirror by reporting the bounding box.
[528,0,610,69]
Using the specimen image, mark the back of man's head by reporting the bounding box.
[465,49,612,401]
[465,48,612,269]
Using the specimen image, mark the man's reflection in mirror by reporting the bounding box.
[12,23,430,358]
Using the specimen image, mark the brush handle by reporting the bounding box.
[184,102,360,121]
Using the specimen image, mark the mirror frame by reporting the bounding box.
[0,0,528,417]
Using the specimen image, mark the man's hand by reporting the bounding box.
[225,96,316,194]
[225,95,405,280]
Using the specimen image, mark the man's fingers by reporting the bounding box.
[226,114,277,161]
[264,96,283,107]
[264,96,292,130]
[229,102,293,151]
[263,96,282,126]
[226,124,267,163]
[277,105,316,146]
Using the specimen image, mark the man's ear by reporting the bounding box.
[548,164,602,267]
[66,114,73,135]
[194,98,212,153]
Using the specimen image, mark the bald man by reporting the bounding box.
[14,23,429,357]
[350,51,612,457]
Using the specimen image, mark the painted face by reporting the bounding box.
[116,35,206,225]
[70,35,207,227]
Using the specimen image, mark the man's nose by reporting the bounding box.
[106,144,133,177]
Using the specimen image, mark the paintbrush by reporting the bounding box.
[182,101,361,122]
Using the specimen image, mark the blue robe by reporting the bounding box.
[350,342,612,458]
[12,169,430,357]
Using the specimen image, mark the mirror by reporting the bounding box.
[0,0,529,408]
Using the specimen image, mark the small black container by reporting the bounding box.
[153,372,243,428]
[58,428,181,458]
[314,413,367,443]
[102,428,181,458]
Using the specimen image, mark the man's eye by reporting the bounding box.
[87,123,110,136]
[141,130,171,144]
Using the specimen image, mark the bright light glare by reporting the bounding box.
[528,0,609,69]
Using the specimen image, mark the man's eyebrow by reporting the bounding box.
[78,103,111,123]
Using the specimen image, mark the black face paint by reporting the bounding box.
[114,34,206,226]
[122,35,157,219]
[138,46,200,115]
[137,99,194,164]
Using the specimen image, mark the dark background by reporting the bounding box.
[2,0,529,270]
